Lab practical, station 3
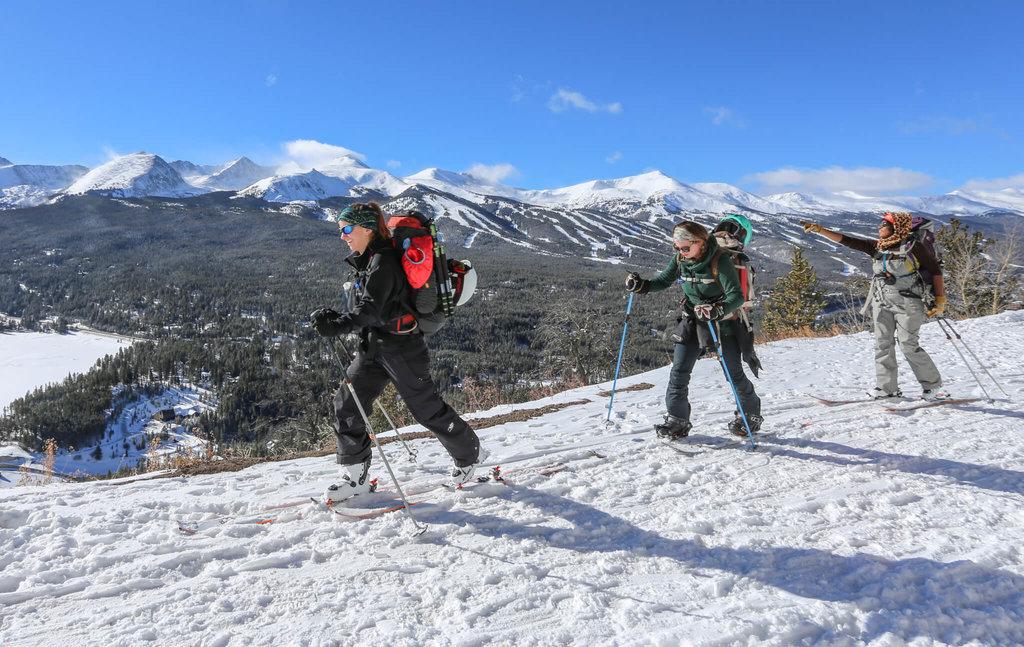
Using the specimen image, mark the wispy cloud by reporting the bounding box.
[745,166,934,195]
[265,73,278,87]
[962,173,1024,191]
[898,116,980,136]
[466,163,519,184]
[703,106,746,128]
[548,88,622,114]
[386,160,402,170]
[277,140,365,173]
[606,151,623,164]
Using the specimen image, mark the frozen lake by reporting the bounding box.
[0,330,129,411]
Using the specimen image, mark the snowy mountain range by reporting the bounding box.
[3,150,1024,223]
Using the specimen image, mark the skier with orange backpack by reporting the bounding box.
[310,202,483,503]
[625,218,763,439]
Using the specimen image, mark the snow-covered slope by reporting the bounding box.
[3,312,1023,644]
[64,153,204,198]
[0,162,90,208]
[0,156,12,167]
[192,157,276,191]
[239,155,407,202]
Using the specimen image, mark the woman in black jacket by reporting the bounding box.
[311,203,482,503]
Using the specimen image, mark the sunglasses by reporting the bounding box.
[674,241,699,253]
[339,224,357,235]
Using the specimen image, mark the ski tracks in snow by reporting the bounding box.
[2,312,1024,645]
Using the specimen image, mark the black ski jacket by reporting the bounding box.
[334,237,415,340]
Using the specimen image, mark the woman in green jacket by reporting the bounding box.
[625,221,762,439]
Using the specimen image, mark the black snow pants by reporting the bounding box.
[333,334,480,468]
[666,325,761,423]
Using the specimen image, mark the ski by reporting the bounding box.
[883,397,983,413]
[809,393,909,406]
[311,497,423,521]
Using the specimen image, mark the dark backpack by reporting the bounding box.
[908,216,940,288]
[387,210,476,336]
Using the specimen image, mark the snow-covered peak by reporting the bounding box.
[169,160,218,181]
[692,182,785,214]
[405,167,526,202]
[0,162,91,209]
[65,152,204,199]
[527,170,739,214]
[0,156,11,167]
[948,188,1024,214]
[239,158,408,203]
[194,157,276,191]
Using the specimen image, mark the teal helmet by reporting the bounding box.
[713,213,754,248]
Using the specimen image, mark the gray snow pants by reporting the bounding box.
[870,297,942,394]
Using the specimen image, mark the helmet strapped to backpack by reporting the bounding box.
[386,210,477,336]
[710,213,756,306]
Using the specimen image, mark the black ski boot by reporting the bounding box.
[655,416,692,440]
[727,414,763,437]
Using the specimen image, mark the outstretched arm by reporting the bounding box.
[802,221,876,255]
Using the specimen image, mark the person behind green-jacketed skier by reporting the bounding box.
[625,221,762,439]
[801,212,947,400]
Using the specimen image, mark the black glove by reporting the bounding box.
[693,303,724,322]
[625,272,649,294]
[310,308,349,337]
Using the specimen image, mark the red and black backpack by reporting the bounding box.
[387,210,476,336]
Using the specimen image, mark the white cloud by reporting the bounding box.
[962,173,1024,191]
[386,160,402,170]
[265,73,278,87]
[548,88,622,114]
[101,146,122,161]
[745,166,934,195]
[703,106,746,128]
[279,140,365,172]
[606,151,623,164]
[465,163,519,185]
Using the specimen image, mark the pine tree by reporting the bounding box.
[761,247,827,338]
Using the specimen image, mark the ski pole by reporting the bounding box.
[375,401,417,462]
[706,321,757,450]
[329,343,416,460]
[327,340,426,534]
[934,319,995,403]
[606,292,634,422]
[938,317,1009,398]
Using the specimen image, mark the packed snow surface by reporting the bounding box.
[2,312,1023,645]
[0,330,129,411]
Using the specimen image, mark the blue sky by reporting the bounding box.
[2,0,1022,194]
